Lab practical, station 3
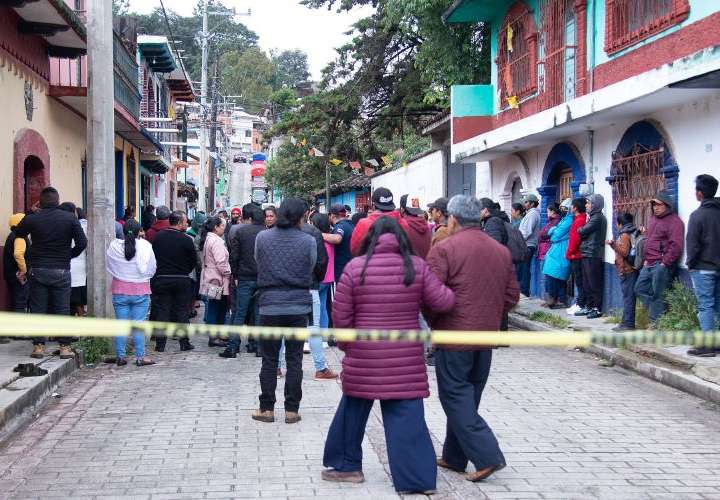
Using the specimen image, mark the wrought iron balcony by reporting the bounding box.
[113,32,141,120]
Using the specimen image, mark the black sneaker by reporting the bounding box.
[574,307,590,316]
[219,348,237,359]
[586,309,603,319]
[687,347,717,357]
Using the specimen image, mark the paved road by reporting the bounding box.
[0,342,719,500]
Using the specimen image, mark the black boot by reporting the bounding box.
[179,338,195,351]
[219,348,237,358]
[155,338,167,352]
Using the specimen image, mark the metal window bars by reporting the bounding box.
[606,0,683,54]
[610,144,667,229]
[497,6,535,106]
[539,0,576,109]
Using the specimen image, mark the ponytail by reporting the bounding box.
[123,219,142,261]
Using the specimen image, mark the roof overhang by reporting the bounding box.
[11,0,86,56]
[443,0,502,24]
[140,153,171,174]
[137,35,176,73]
[167,66,195,102]
[452,49,720,163]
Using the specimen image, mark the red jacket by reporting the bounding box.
[565,213,587,261]
[644,211,685,267]
[333,234,454,400]
[426,227,519,351]
[145,219,171,243]
[350,210,409,256]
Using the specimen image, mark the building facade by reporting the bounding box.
[446,0,720,309]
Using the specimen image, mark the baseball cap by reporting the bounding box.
[522,194,539,204]
[372,187,396,211]
[329,203,347,216]
[231,207,241,216]
[560,198,572,210]
[427,197,448,213]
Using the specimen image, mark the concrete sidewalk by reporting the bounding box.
[0,339,78,439]
[510,296,720,403]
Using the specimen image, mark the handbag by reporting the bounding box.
[206,283,223,300]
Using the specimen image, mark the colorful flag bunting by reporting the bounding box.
[367,159,379,167]
[506,96,519,109]
[309,147,325,157]
[289,136,297,145]
[350,161,362,171]
[329,159,343,166]
[507,24,514,52]
[381,155,391,166]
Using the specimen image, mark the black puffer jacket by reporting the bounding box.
[482,210,509,245]
[578,194,608,259]
[686,198,720,271]
[229,222,265,280]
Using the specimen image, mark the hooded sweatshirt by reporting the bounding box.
[403,214,432,259]
[686,198,720,271]
[577,194,607,259]
[610,223,638,276]
[145,218,171,243]
[644,191,684,267]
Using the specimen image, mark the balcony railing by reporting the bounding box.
[114,32,141,120]
[50,56,86,87]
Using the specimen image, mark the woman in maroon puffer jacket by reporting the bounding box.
[321,216,454,494]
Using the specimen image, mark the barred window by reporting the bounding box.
[497,2,538,107]
[605,0,689,55]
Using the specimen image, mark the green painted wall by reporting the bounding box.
[452,84,495,117]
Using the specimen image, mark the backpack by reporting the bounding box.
[627,232,646,271]
[503,222,530,264]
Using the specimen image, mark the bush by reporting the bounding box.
[656,281,700,331]
[73,338,112,365]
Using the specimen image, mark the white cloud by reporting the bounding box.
[127,0,372,79]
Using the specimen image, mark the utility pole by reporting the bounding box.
[197,1,209,212]
[208,59,220,211]
[325,161,331,213]
[86,0,115,318]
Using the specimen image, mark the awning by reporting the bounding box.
[443,0,502,24]
[10,0,86,56]
[137,35,176,73]
[140,154,171,174]
[167,67,195,102]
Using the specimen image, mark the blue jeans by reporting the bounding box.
[635,263,673,323]
[229,280,259,352]
[319,283,332,328]
[518,247,536,297]
[113,294,150,359]
[690,270,720,332]
[620,271,638,328]
[280,289,327,371]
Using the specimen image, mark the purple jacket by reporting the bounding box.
[333,234,454,400]
[645,211,685,267]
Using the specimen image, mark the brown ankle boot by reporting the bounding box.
[58,345,75,359]
[30,344,45,359]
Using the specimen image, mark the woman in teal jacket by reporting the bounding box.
[542,199,573,308]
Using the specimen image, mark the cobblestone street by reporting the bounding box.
[1,343,719,500]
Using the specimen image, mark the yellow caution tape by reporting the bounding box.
[0,313,718,349]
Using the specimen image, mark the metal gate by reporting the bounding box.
[540,0,576,109]
[610,144,667,229]
[447,163,476,198]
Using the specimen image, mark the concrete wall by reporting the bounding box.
[0,57,86,243]
[371,151,445,210]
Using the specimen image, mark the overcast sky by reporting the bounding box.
[127,0,372,79]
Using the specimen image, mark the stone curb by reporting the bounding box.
[509,312,720,404]
[0,354,79,440]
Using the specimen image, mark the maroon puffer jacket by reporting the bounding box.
[333,233,455,400]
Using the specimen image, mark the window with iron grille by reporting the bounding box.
[539,0,576,109]
[497,2,538,107]
[610,144,667,229]
[605,0,690,55]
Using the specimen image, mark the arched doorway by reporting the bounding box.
[14,129,50,213]
[511,177,523,204]
[607,121,677,229]
[538,142,585,224]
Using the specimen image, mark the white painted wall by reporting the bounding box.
[371,150,444,209]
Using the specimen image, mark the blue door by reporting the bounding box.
[115,150,124,220]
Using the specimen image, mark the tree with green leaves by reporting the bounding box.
[272,50,311,90]
[219,47,276,114]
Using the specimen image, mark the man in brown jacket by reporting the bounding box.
[428,197,450,247]
[606,212,640,331]
[426,195,520,483]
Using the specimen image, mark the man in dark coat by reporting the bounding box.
[426,195,520,483]
[686,175,720,356]
[577,194,608,319]
[479,198,509,245]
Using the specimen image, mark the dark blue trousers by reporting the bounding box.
[435,349,505,472]
[323,395,437,493]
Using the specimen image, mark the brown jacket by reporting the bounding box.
[426,226,520,351]
[610,232,635,276]
[431,224,450,247]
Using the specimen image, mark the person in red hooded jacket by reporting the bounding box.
[350,187,409,256]
[322,216,454,493]
[565,197,588,315]
[399,194,432,259]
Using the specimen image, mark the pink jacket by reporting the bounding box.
[333,234,455,400]
[200,231,231,297]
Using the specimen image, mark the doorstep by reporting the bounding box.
[0,339,80,440]
[509,297,720,403]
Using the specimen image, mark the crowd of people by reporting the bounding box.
[1,173,719,493]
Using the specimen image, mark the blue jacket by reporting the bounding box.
[542,214,573,281]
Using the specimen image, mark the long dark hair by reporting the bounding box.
[359,216,416,287]
[310,212,331,233]
[123,219,142,261]
[199,216,223,251]
[276,198,308,229]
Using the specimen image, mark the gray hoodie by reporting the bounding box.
[519,207,541,248]
[577,194,608,259]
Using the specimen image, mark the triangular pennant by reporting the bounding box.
[329,159,343,166]
[367,159,379,167]
[381,156,391,166]
[506,96,519,109]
